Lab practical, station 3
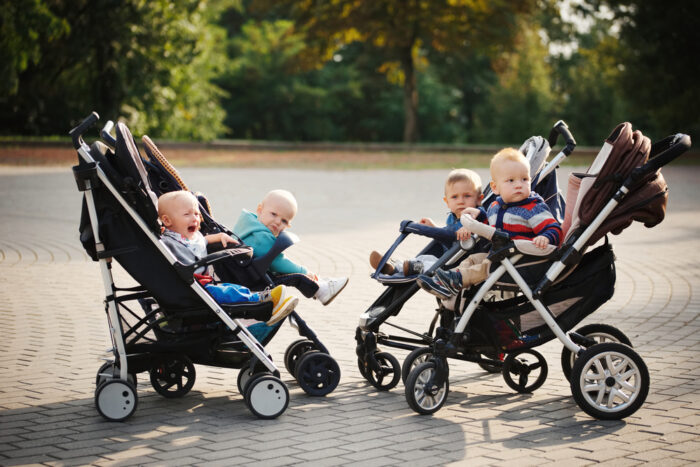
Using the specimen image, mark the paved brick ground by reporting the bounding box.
[1,163,699,466]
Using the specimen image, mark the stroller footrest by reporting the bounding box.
[221,301,273,321]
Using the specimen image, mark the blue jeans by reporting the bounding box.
[204,282,261,304]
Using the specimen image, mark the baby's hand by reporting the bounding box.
[419,217,436,227]
[533,236,550,249]
[207,232,239,247]
[455,226,471,241]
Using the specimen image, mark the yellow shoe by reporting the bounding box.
[265,285,298,325]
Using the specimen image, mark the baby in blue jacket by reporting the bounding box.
[233,189,348,305]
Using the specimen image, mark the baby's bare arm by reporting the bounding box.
[205,232,239,247]
[419,217,436,227]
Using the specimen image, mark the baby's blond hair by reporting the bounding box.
[444,168,483,196]
[490,148,529,179]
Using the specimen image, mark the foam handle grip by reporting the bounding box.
[460,213,495,240]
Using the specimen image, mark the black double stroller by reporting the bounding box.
[356,121,691,420]
[71,112,339,421]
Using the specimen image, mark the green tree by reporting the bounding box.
[470,24,556,143]
[0,0,69,97]
[574,0,700,141]
[253,0,538,143]
[0,0,230,140]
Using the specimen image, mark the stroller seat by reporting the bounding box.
[71,112,300,421]
[400,121,691,421]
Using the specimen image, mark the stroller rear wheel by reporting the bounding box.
[244,375,289,419]
[149,355,196,398]
[570,342,649,420]
[237,366,271,395]
[405,360,449,415]
[502,349,548,393]
[402,347,433,384]
[295,351,341,396]
[366,351,401,391]
[96,362,137,387]
[284,339,318,376]
[95,379,138,421]
[561,324,632,381]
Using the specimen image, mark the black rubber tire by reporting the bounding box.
[284,339,317,376]
[405,360,449,415]
[149,355,196,398]
[502,349,548,393]
[561,324,633,381]
[570,342,649,420]
[401,347,433,384]
[366,351,401,391]
[295,352,341,396]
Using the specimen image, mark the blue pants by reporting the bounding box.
[205,283,277,343]
[205,282,261,304]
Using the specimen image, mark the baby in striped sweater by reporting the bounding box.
[417,147,562,298]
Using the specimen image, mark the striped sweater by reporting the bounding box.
[487,193,562,246]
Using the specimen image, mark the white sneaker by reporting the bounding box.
[315,277,349,306]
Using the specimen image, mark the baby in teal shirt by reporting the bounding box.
[233,189,348,305]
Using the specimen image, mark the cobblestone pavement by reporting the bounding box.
[1,164,699,466]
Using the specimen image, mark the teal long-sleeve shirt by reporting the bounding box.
[232,209,308,274]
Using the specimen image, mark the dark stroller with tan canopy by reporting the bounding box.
[71,112,338,421]
[402,122,690,420]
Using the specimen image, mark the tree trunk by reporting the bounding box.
[401,47,418,143]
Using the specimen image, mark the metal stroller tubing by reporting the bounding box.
[71,112,340,421]
[400,123,691,420]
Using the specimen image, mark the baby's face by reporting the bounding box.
[491,160,531,204]
[162,197,201,240]
[257,196,295,237]
[444,180,482,218]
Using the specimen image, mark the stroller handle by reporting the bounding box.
[634,133,691,180]
[547,120,577,156]
[69,111,99,149]
[400,220,456,244]
[100,120,117,148]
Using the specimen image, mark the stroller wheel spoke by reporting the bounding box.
[503,349,548,394]
[366,352,400,391]
[149,355,196,399]
[571,343,649,420]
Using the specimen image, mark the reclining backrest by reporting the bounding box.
[114,122,160,233]
[141,135,190,195]
[82,124,205,310]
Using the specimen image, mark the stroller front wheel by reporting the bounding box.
[401,347,433,384]
[405,360,449,415]
[295,351,341,396]
[95,379,138,421]
[284,339,318,376]
[244,375,289,419]
[502,349,548,393]
[366,351,401,391]
[570,342,649,420]
[149,355,196,398]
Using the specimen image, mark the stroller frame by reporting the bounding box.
[356,121,576,389]
[403,128,691,420]
[70,112,303,420]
